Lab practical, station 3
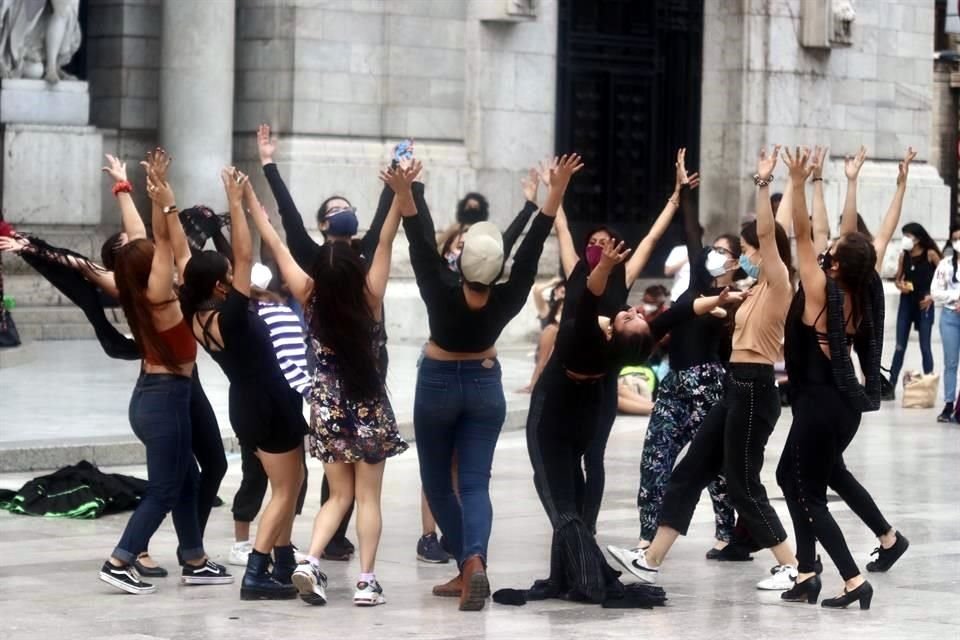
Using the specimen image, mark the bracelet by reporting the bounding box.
[112,180,133,196]
[812,177,824,182]
[162,205,179,216]
[753,174,771,187]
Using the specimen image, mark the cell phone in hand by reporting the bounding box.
[393,138,414,165]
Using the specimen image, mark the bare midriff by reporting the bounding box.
[424,340,497,362]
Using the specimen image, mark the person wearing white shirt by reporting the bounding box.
[931,225,960,422]
[665,244,690,301]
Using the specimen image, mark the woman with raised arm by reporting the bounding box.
[607,157,742,563]
[178,168,305,601]
[252,162,413,608]
[609,146,801,592]
[98,152,232,596]
[552,148,691,533]
[808,146,912,574]
[524,235,746,605]
[775,147,884,610]
[406,155,580,612]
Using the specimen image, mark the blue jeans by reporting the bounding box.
[888,295,934,385]
[113,374,204,565]
[941,307,960,402]
[414,357,507,566]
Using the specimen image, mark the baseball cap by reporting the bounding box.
[459,221,504,286]
[251,262,273,290]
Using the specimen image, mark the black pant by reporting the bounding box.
[189,369,227,536]
[232,444,309,523]
[660,363,787,549]
[829,456,891,538]
[581,374,619,533]
[777,386,863,580]
[526,365,620,603]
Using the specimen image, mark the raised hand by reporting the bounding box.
[756,145,781,181]
[257,124,277,165]
[102,154,128,183]
[144,147,171,183]
[522,167,540,203]
[0,235,29,253]
[674,148,690,191]
[599,240,631,269]
[897,146,918,186]
[810,145,827,181]
[782,146,814,183]
[549,153,584,187]
[221,166,248,205]
[537,157,557,187]
[844,145,867,181]
[142,157,175,207]
[379,159,422,192]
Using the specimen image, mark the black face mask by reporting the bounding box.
[460,206,485,225]
[818,251,835,272]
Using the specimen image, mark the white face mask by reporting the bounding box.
[705,250,729,277]
[642,303,659,316]
[901,236,915,252]
[952,240,960,254]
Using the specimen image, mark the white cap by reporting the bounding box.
[251,262,273,290]
[459,221,504,286]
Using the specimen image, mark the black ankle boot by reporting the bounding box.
[781,575,822,604]
[866,532,909,572]
[821,580,873,610]
[241,550,297,601]
[271,545,297,586]
[938,403,954,423]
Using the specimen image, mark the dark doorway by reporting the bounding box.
[555,0,703,275]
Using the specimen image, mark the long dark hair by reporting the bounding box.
[740,220,794,282]
[902,222,941,260]
[309,242,381,400]
[316,194,353,227]
[943,224,960,283]
[833,232,878,327]
[114,239,177,369]
[179,250,230,322]
[101,232,125,270]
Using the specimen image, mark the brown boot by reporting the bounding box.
[432,573,463,598]
[459,555,490,611]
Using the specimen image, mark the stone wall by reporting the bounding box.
[700,0,951,269]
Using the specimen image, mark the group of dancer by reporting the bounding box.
[0,133,918,613]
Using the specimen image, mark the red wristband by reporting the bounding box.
[112,180,133,196]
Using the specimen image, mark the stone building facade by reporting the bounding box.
[2,0,955,342]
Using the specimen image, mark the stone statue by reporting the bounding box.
[0,0,81,83]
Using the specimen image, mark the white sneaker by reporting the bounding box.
[228,541,253,567]
[757,564,798,590]
[606,545,659,584]
[292,545,308,564]
[292,562,328,606]
[353,578,386,606]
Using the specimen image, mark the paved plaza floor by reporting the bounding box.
[1,389,958,639]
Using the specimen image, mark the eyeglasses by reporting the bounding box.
[711,245,734,257]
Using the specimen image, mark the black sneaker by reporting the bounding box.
[866,532,909,572]
[937,403,955,423]
[417,532,450,564]
[322,537,354,562]
[99,561,157,595]
[181,559,234,585]
[705,543,753,561]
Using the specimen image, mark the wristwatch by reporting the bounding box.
[163,204,179,215]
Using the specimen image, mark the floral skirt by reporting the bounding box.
[307,344,407,464]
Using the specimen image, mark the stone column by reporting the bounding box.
[159,0,235,209]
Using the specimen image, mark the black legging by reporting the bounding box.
[581,375,619,533]
[526,364,621,602]
[777,385,863,580]
[660,363,788,549]
[187,368,228,537]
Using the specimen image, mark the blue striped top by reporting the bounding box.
[256,301,311,397]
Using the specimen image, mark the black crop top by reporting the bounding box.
[561,259,629,323]
[555,290,696,376]
[404,202,554,353]
[199,289,290,386]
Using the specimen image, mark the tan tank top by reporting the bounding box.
[732,278,792,364]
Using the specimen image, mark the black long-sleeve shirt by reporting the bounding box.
[404,186,553,353]
[262,162,393,270]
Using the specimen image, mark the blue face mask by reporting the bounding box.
[739,253,759,279]
[325,207,359,237]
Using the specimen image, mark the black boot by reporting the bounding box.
[937,402,954,423]
[240,550,297,600]
[272,544,297,586]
